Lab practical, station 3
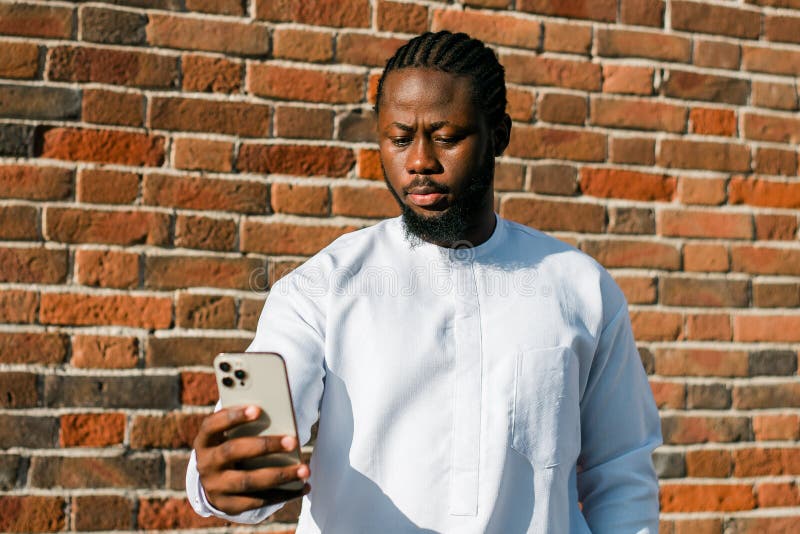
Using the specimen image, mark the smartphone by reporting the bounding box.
[213,352,304,491]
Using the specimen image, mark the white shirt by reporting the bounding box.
[187,213,662,533]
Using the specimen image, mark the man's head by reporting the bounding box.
[375,31,512,248]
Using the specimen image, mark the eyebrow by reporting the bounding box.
[389,121,460,132]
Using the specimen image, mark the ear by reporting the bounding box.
[492,113,512,156]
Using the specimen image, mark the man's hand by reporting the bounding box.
[193,405,311,515]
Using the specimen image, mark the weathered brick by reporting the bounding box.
[744,113,800,144]
[166,452,191,489]
[506,88,535,122]
[173,138,233,173]
[432,9,540,50]
[0,84,80,120]
[756,214,798,240]
[0,3,73,38]
[186,0,245,15]
[620,0,664,27]
[80,6,147,45]
[145,336,250,367]
[271,182,331,216]
[658,209,752,239]
[48,46,179,88]
[0,415,58,448]
[734,315,800,343]
[356,149,382,181]
[615,275,657,304]
[378,1,428,34]
[742,45,800,76]
[694,39,741,70]
[241,220,358,255]
[649,380,685,410]
[0,332,67,365]
[0,496,65,533]
[238,296,267,330]
[247,63,363,104]
[0,165,72,201]
[181,371,218,406]
[661,415,751,444]
[660,276,749,307]
[72,495,133,531]
[591,96,685,132]
[752,81,798,111]
[754,147,797,176]
[663,70,748,105]
[501,197,605,233]
[517,0,616,21]
[734,382,800,410]
[537,93,586,125]
[629,310,683,341]
[730,177,800,209]
[146,14,269,56]
[677,177,727,205]
[542,22,592,55]
[75,249,139,289]
[149,97,270,137]
[765,14,800,44]
[757,481,800,508]
[609,137,655,166]
[608,206,655,234]
[275,106,334,140]
[82,88,143,127]
[655,348,748,377]
[138,497,229,529]
[175,214,237,251]
[683,243,729,272]
[683,313,730,343]
[336,33,407,68]
[749,350,797,376]
[602,65,653,96]
[145,255,262,290]
[60,413,126,447]
[580,168,674,201]
[687,383,731,409]
[753,281,800,308]
[0,123,34,157]
[733,447,800,476]
[658,139,750,172]
[582,239,680,269]
[528,164,578,196]
[40,293,172,329]
[0,372,38,408]
[182,54,241,94]
[238,143,355,177]
[731,245,800,276]
[506,125,606,161]
[143,173,267,213]
[685,449,732,477]
[255,0,370,28]
[502,53,601,90]
[689,108,736,136]
[332,185,400,218]
[671,1,761,38]
[337,109,378,143]
[131,413,205,449]
[40,127,165,166]
[753,414,800,441]
[29,455,163,489]
[176,293,236,329]
[44,375,178,409]
[0,40,39,78]
[45,207,170,245]
[0,290,38,323]
[76,168,138,205]
[71,335,139,369]
[596,29,691,63]
[272,28,333,63]
[0,455,20,490]
[0,247,67,284]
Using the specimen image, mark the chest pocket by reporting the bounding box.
[511,345,581,469]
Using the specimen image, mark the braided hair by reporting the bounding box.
[374,31,507,128]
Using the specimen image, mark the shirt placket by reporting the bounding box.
[448,253,482,516]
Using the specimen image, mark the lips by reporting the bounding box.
[406,186,447,208]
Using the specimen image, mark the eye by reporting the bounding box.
[434,136,462,146]
[390,137,411,147]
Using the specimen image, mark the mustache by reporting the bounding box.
[404,177,449,194]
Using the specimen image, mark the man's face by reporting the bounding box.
[377,68,497,248]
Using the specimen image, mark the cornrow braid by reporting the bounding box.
[374,31,507,127]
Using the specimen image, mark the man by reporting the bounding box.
[187,31,662,533]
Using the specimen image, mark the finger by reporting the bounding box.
[209,483,311,515]
[219,463,309,495]
[212,435,298,467]
[194,405,261,449]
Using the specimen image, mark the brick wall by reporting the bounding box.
[1,0,799,531]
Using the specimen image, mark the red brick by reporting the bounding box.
[173,138,233,172]
[506,125,606,162]
[732,245,800,276]
[494,162,525,192]
[47,46,178,88]
[357,149,383,180]
[367,72,381,105]
[528,164,578,196]
[671,1,761,38]
[606,205,654,234]
[658,139,750,172]
[689,108,736,136]
[685,313,731,341]
[754,147,798,176]
[742,45,800,76]
[378,1,428,33]
[755,214,798,241]
[501,197,605,233]
[694,40,741,70]
[752,81,798,111]
[146,14,269,56]
[620,0,664,27]
[757,482,800,508]
[0,496,65,532]
[596,28,691,62]
[72,495,133,531]
[149,97,270,137]
[182,54,241,93]
[753,281,800,308]
[685,449,732,477]
[0,247,67,284]
[82,88,143,127]
[629,310,683,341]
[0,332,67,365]
[658,209,752,239]
[730,176,800,209]
[0,3,73,38]
[238,143,355,177]
[40,127,165,166]
[661,415,751,444]
[649,380,685,409]
[744,112,800,144]
[432,9,541,50]
[255,0,370,28]
[336,33,407,68]
[506,88,535,122]
[609,137,655,166]
[45,207,170,246]
[502,53,601,90]
[175,215,237,251]
[0,290,37,323]
[543,22,592,55]
[0,41,39,79]
[683,243,729,272]
[272,28,333,63]
[79,6,146,45]
[247,63,363,104]
[661,518,723,534]
[176,293,235,329]
[753,414,800,441]
[181,371,218,406]
[71,335,138,369]
[677,177,727,205]
[60,413,126,447]
[655,348,747,377]
[145,255,263,290]
[271,183,330,216]
[75,249,139,289]
[145,336,250,367]
[537,93,586,125]
[734,315,800,342]
[664,71,748,106]
[660,276,748,307]
[585,239,678,270]
[733,447,800,476]
[734,382,800,409]
[591,96,685,132]
[580,168,675,201]
[238,297,267,330]
[138,497,228,529]
[332,185,401,218]
[0,371,38,408]
[602,65,653,96]
[76,169,138,205]
[0,205,37,241]
[517,0,616,22]
[241,220,358,255]
[130,412,205,449]
[275,106,334,140]
[29,456,162,489]
[0,165,72,201]
[142,174,266,213]
[765,14,800,44]
[40,293,172,329]
[614,275,657,304]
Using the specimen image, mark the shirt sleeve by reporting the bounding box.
[186,272,327,523]
[576,300,662,533]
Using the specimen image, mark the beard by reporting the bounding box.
[383,155,495,249]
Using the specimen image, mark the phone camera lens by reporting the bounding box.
[222,377,234,388]
[219,362,231,372]
[234,369,247,380]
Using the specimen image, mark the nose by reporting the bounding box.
[406,136,443,175]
